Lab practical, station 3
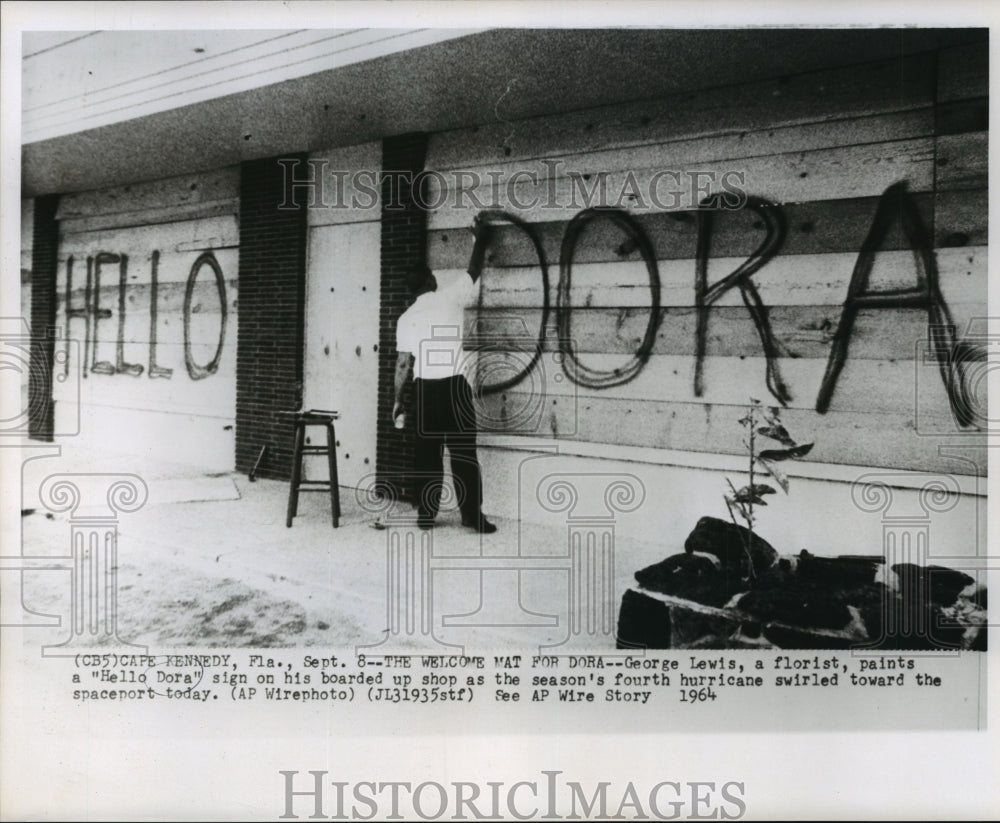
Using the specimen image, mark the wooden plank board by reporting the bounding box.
[55,252,239,315]
[429,109,934,199]
[306,140,383,227]
[55,279,239,324]
[54,244,239,394]
[59,200,239,235]
[937,42,989,103]
[936,98,989,137]
[936,131,988,191]
[475,394,986,475]
[438,245,987,309]
[59,216,240,256]
[56,251,239,289]
[469,352,963,418]
[67,339,237,375]
[56,249,239,296]
[429,53,936,171]
[57,338,237,413]
[935,188,987,248]
[56,316,236,373]
[426,137,936,228]
[54,405,236,473]
[465,302,985,362]
[428,194,939,269]
[63,395,237,420]
[56,166,240,220]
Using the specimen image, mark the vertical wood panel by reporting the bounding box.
[306,140,383,227]
[304,222,381,486]
[937,42,989,103]
[936,132,988,191]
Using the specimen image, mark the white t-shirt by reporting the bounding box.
[396,275,478,380]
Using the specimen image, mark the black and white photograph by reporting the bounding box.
[2,1,997,820]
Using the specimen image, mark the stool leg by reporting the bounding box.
[286,423,305,527]
[327,422,341,528]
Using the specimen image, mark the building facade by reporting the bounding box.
[21,28,989,557]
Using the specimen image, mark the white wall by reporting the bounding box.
[479,441,985,564]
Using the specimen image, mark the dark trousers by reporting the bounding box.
[414,375,483,523]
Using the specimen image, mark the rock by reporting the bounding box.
[973,586,987,609]
[797,551,881,586]
[634,552,745,607]
[684,516,777,578]
[670,609,745,649]
[761,623,858,650]
[616,589,672,650]
[891,563,975,607]
[635,552,715,590]
[737,582,851,630]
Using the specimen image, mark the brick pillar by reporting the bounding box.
[376,133,429,501]
[28,195,59,442]
[235,155,308,479]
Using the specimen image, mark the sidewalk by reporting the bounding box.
[15,449,664,652]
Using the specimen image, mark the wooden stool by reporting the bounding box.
[284,409,341,528]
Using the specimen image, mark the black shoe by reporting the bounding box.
[462,516,497,534]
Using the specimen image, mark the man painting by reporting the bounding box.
[393,221,497,533]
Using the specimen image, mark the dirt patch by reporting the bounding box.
[21,554,363,648]
[119,560,362,646]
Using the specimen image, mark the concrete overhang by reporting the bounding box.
[21,27,987,196]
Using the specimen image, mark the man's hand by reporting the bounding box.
[470,214,494,243]
[393,351,413,427]
[468,216,494,284]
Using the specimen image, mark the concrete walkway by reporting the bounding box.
[15,449,666,653]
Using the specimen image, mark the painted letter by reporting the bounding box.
[694,195,789,404]
[183,251,227,380]
[147,250,173,379]
[115,254,143,376]
[90,253,118,375]
[815,181,977,427]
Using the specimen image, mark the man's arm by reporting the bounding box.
[393,350,413,421]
